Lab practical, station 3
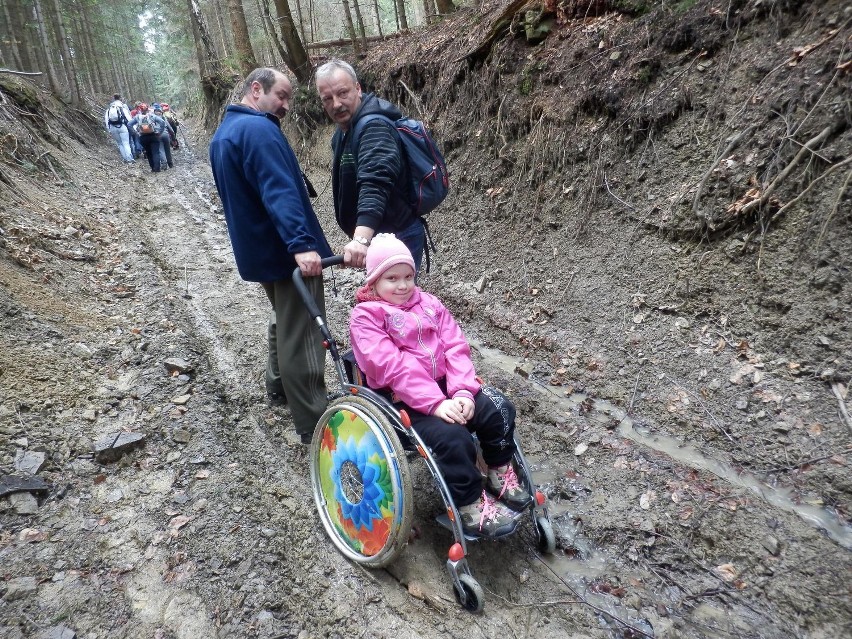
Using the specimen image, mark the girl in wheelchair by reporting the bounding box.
[349,234,533,538]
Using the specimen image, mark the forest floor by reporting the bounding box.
[1,1,851,638]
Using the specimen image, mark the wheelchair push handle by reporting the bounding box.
[292,255,344,320]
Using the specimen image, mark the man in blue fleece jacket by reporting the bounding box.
[209,67,336,444]
[315,59,427,272]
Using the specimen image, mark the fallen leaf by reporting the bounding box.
[18,528,48,543]
[195,469,210,479]
[169,515,191,530]
[639,491,655,510]
[715,563,738,582]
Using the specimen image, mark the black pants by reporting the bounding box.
[140,135,161,172]
[403,386,516,508]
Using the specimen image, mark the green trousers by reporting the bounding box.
[262,276,327,437]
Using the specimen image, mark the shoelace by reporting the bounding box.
[496,465,521,499]
[478,493,501,530]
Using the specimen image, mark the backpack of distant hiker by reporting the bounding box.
[135,114,162,136]
[351,114,449,218]
[107,104,127,126]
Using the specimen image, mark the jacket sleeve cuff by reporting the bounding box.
[452,390,475,402]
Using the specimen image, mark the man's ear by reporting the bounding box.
[356,83,362,97]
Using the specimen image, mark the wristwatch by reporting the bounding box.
[353,236,371,246]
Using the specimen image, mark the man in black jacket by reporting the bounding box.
[315,59,426,270]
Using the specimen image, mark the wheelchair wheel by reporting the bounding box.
[453,574,485,613]
[310,395,413,568]
[535,516,556,554]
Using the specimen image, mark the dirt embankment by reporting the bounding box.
[1,1,851,638]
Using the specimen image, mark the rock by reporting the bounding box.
[82,409,97,422]
[9,492,39,514]
[171,394,192,405]
[173,429,192,444]
[515,362,534,378]
[762,534,780,556]
[3,576,38,601]
[474,275,487,293]
[14,450,46,474]
[0,474,49,498]
[39,625,77,639]
[93,432,145,463]
[163,357,193,374]
[71,343,93,359]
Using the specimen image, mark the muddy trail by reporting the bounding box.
[2,1,851,638]
[0,118,846,639]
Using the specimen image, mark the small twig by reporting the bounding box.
[693,126,755,216]
[530,554,654,638]
[832,383,852,434]
[0,68,43,76]
[763,447,852,473]
[604,173,637,212]
[628,371,641,415]
[816,167,852,254]
[740,124,834,217]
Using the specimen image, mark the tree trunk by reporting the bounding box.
[187,0,234,129]
[31,0,63,96]
[373,0,383,38]
[50,0,82,106]
[2,1,24,71]
[78,0,106,94]
[260,0,290,65]
[253,0,278,66]
[271,0,310,84]
[293,0,308,46]
[211,0,230,59]
[341,0,360,53]
[10,0,36,72]
[352,0,368,48]
[395,0,408,30]
[435,0,455,15]
[226,0,258,75]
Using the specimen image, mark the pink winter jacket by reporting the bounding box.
[350,287,481,415]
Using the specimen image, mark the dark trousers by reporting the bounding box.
[262,277,328,437]
[404,386,516,507]
[140,135,161,172]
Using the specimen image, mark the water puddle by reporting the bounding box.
[471,339,852,551]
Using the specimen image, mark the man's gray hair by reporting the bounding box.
[242,68,281,96]
[315,59,358,84]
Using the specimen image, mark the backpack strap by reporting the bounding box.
[348,113,397,161]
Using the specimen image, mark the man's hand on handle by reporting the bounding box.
[295,251,322,277]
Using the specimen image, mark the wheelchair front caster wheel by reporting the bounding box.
[453,574,485,613]
[536,516,556,554]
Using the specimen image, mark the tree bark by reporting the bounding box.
[50,0,82,105]
[373,0,383,38]
[395,0,408,30]
[352,0,367,48]
[293,0,308,46]
[253,0,278,66]
[187,0,234,129]
[78,0,106,94]
[31,0,62,96]
[227,0,258,75]
[2,1,25,71]
[271,0,310,84]
[341,0,360,53]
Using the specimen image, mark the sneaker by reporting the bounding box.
[458,491,517,537]
[486,463,532,511]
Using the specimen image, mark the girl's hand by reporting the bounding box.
[434,399,466,424]
[456,397,475,420]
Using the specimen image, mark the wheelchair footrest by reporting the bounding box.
[435,513,520,540]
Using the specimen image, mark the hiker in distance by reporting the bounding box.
[315,59,428,271]
[103,94,134,164]
[209,67,349,445]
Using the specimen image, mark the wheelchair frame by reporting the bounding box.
[294,257,554,612]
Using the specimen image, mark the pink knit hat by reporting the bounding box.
[365,233,416,285]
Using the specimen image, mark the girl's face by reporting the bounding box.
[372,263,416,304]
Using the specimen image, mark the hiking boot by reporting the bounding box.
[458,491,518,538]
[486,463,532,511]
[299,432,313,445]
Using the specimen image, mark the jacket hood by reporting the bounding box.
[352,93,402,127]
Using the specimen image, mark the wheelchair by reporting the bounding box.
[293,257,555,612]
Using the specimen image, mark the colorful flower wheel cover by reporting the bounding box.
[312,401,410,565]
